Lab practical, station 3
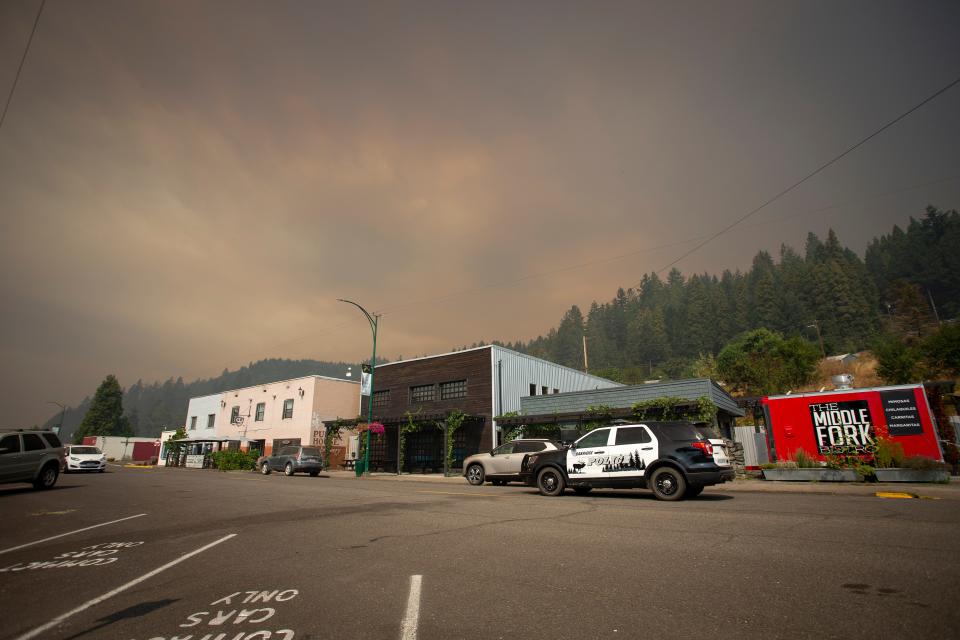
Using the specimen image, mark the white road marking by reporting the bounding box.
[13,533,237,640]
[400,574,423,640]
[0,513,147,556]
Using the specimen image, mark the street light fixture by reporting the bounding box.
[47,401,66,435]
[337,299,379,476]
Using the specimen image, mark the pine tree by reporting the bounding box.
[73,375,133,443]
[554,306,586,368]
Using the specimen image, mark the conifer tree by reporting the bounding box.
[73,375,133,443]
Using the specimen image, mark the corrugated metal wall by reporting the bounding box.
[732,425,770,467]
[489,346,621,446]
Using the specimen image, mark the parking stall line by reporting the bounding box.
[400,574,423,640]
[0,513,147,556]
[13,532,237,640]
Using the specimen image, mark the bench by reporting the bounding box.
[340,459,356,470]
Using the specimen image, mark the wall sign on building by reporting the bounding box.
[879,390,924,436]
[808,400,875,453]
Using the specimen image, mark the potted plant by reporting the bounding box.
[875,456,950,483]
[869,424,949,482]
[760,449,860,482]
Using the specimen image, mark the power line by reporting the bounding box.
[0,0,46,132]
[650,72,960,278]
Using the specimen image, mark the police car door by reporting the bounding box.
[607,425,657,479]
[567,428,613,480]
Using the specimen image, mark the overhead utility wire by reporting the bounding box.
[648,71,960,280]
[0,0,46,132]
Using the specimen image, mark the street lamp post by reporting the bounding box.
[47,401,66,435]
[338,299,379,476]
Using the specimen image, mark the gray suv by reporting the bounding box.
[257,445,324,477]
[0,429,65,490]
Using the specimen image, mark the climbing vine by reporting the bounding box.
[398,410,425,473]
[582,404,614,433]
[439,409,467,476]
[323,419,345,469]
[498,411,525,443]
[630,396,717,424]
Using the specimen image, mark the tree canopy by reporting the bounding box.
[73,375,134,443]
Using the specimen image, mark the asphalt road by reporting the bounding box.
[0,466,957,640]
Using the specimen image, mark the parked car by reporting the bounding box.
[64,445,106,473]
[519,421,734,501]
[257,446,324,477]
[463,438,560,486]
[0,429,65,490]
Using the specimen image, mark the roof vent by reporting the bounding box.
[832,374,854,390]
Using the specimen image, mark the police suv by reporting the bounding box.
[519,421,734,501]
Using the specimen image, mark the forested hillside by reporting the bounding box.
[498,206,957,378]
[44,358,362,440]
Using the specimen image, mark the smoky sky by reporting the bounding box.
[1,0,959,427]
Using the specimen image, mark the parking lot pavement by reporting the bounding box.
[1,466,959,639]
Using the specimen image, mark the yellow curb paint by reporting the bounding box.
[124,464,154,469]
[875,492,916,499]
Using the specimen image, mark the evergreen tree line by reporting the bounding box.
[495,206,958,378]
[44,358,362,441]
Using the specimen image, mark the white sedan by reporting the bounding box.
[64,445,106,473]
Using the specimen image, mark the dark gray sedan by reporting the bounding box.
[257,445,323,477]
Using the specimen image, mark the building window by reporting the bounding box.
[282,399,294,419]
[255,402,265,421]
[529,384,536,396]
[553,388,559,395]
[373,389,390,408]
[189,416,197,431]
[230,406,240,424]
[440,379,467,400]
[207,414,215,429]
[410,384,436,403]
[542,386,548,395]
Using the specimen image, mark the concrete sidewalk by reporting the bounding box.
[324,469,960,499]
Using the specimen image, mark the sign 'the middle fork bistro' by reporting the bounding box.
[809,400,874,452]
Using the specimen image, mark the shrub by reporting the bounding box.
[792,449,819,468]
[209,449,259,471]
[855,464,876,480]
[872,438,905,469]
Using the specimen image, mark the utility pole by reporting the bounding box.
[927,289,942,326]
[582,335,589,373]
[807,321,826,359]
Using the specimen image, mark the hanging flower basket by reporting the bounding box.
[358,422,385,435]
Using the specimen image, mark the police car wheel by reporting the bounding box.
[537,467,565,497]
[650,467,686,501]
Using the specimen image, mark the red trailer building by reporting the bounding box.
[762,384,943,463]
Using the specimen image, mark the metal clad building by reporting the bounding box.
[518,378,744,433]
[489,345,623,445]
